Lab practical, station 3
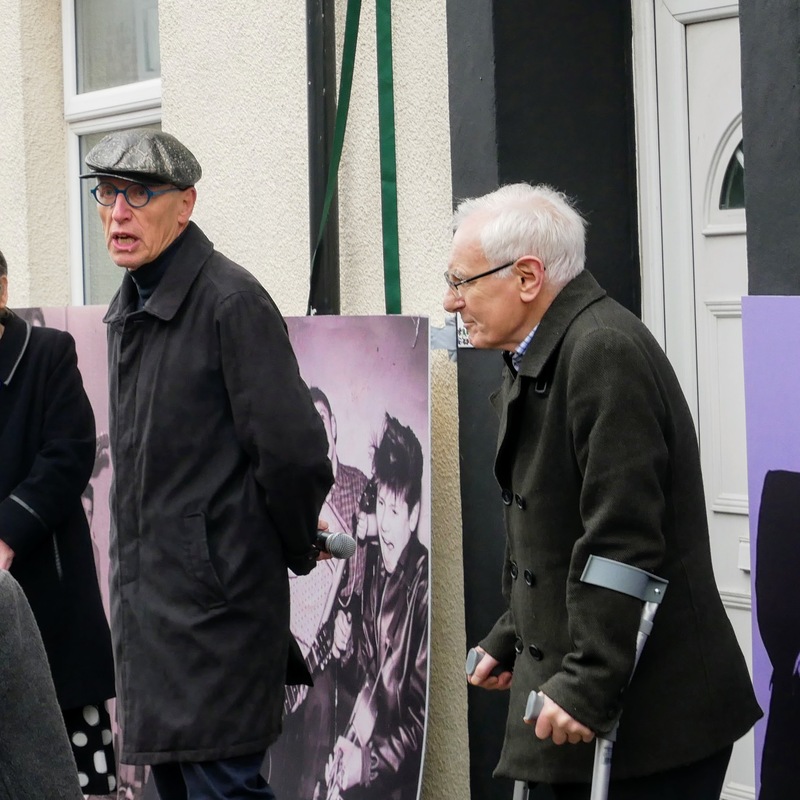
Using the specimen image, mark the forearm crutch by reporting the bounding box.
[524,555,668,800]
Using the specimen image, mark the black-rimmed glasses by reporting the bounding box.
[90,181,182,209]
[444,260,516,296]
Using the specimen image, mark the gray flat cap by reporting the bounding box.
[80,128,202,189]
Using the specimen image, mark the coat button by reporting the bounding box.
[528,644,543,661]
[510,561,519,580]
[514,636,524,655]
[514,494,527,510]
[501,488,513,506]
[524,569,535,586]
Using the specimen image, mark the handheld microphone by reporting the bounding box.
[316,531,357,559]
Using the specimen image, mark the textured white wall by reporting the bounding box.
[0,0,69,308]
[160,2,468,797]
[160,0,312,314]
[0,0,27,294]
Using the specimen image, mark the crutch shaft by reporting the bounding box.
[590,736,614,800]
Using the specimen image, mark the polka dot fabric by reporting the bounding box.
[62,703,117,794]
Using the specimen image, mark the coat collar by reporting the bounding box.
[103,221,214,329]
[0,311,31,387]
[516,269,606,379]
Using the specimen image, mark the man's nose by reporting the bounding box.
[111,192,132,221]
[443,287,464,313]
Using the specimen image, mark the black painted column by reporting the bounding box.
[307,0,340,314]
[446,2,639,798]
[740,0,800,295]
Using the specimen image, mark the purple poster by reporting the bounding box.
[15,307,431,800]
[742,296,800,799]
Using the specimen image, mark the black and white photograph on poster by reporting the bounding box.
[10,307,430,800]
[268,314,431,800]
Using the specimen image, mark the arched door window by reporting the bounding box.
[719,141,744,210]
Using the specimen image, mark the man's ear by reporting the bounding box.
[331,413,338,445]
[178,187,197,224]
[515,256,546,302]
[409,500,421,533]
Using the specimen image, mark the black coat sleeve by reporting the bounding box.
[0,332,95,556]
[217,289,333,575]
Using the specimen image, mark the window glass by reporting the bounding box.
[75,0,160,94]
[719,140,745,210]
[80,123,162,304]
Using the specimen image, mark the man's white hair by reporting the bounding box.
[452,183,587,288]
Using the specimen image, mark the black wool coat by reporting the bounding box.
[104,222,333,765]
[0,311,115,710]
[481,270,761,784]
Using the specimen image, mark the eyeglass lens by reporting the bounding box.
[92,182,152,208]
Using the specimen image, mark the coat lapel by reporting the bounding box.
[493,271,607,483]
[0,312,31,388]
[144,222,214,322]
[516,270,606,380]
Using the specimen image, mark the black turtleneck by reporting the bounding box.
[128,227,189,310]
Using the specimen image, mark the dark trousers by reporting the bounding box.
[532,744,733,800]
[150,751,276,800]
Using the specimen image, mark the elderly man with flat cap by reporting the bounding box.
[81,128,334,800]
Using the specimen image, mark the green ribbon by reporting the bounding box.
[307,0,402,315]
[376,0,402,314]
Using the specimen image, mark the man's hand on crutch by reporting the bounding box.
[465,647,513,690]
[523,692,595,746]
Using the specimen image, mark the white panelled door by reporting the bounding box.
[635,2,753,798]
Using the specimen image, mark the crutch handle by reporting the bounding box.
[523,690,546,723]
[465,647,505,679]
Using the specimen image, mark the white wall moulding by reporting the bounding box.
[631,0,666,348]
[663,0,739,24]
[720,779,755,800]
[719,590,751,612]
[704,300,748,516]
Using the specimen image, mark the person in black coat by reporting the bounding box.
[80,128,333,800]
[0,249,117,796]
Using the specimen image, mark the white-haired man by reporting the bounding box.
[449,184,760,799]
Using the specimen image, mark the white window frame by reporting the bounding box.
[62,0,161,304]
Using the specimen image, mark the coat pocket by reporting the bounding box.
[183,513,227,610]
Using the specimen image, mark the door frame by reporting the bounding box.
[632,5,755,798]
[631,0,740,427]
